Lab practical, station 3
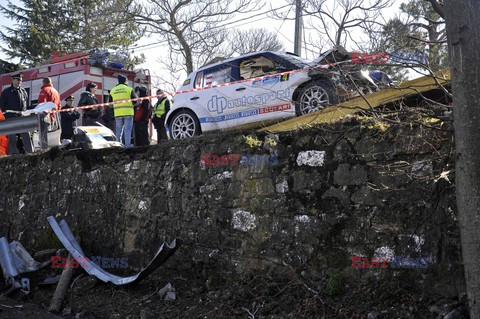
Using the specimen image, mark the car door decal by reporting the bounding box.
[206,88,291,115]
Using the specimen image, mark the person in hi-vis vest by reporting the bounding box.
[109,75,137,148]
[152,89,171,141]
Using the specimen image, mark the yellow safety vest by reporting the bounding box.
[110,84,134,117]
[154,98,167,118]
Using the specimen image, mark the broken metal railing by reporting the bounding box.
[47,216,181,285]
[0,216,181,299]
[0,237,50,297]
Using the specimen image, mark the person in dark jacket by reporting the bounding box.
[79,82,101,126]
[102,90,115,132]
[133,86,150,146]
[60,96,80,140]
[0,73,33,154]
[152,89,171,141]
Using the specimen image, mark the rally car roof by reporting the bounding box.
[194,51,303,74]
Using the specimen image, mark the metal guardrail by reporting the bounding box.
[0,113,48,150]
[0,114,39,135]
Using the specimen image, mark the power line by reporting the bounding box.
[214,3,293,31]
[274,3,295,47]
[124,3,294,54]
[275,3,294,34]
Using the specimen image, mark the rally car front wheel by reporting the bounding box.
[295,80,339,116]
[170,110,201,139]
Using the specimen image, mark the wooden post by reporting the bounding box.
[49,238,80,313]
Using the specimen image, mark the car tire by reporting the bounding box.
[170,110,201,139]
[295,79,339,116]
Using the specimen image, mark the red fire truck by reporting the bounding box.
[0,58,152,122]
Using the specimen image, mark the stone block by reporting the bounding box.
[333,139,352,162]
[246,178,274,195]
[296,150,326,167]
[322,187,350,206]
[334,164,367,186]
[123,231,136,253]
[292,171,306,191]
[369,166,410,187]
[275,179,289,193]
[355,140,394,161]
[351,186,376,205]
[412,160,433,178]
[232,210,257,232]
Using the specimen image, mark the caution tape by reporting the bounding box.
[51,59,354,114]
[52,94,168,113]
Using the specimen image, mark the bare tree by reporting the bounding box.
[127,0,261,76]
[270,0,393,57]
[301,0,394,47]
[428,0,480,318]
[228,28,284,55]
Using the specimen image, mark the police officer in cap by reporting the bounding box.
[60,95,80,140]
[0,73,33,154]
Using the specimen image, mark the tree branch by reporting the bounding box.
[424,0,445,19]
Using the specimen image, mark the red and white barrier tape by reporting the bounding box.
[52,59,353,114]
[53,94,169,113]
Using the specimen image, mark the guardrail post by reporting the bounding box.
[37,113,48,150]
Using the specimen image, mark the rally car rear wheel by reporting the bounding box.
[295,80,339,116]
[170,110,201,139]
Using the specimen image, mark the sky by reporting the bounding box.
[0,0,408,90]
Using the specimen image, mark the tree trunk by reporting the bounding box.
[444,0,480,317]
[169,12,194,74]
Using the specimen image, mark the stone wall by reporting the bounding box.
[0,117,462,297]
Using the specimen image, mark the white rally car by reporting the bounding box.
[165,46,382,139]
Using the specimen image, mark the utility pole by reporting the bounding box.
[294,0,302,55]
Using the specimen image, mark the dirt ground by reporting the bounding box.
[0,267,469,319]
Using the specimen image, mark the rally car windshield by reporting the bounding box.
[278,53,316,68]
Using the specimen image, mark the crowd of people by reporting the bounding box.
[0,73,171,156]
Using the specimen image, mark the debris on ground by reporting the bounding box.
[0,237,49,298]
[47,216,182,285]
